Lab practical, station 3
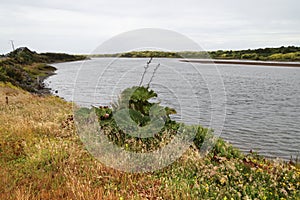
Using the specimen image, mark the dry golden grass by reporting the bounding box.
[0,83,172,199]
[0,82,299,200]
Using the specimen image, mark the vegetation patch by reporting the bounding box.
[1,84,297,199]
[91,46,300,62]
[0,47,300,199]
[0,47,87,93]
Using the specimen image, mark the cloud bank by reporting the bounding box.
[1,0,299,54]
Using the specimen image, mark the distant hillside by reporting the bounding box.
[0,47,87,93]
[91,46,300,62]
[205,46,300,61]
[6,47,87,64]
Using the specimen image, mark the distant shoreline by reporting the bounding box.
[179,59,300,67]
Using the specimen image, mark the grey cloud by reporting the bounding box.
[0,0,299,54]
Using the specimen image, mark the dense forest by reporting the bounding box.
[91,46,300,61]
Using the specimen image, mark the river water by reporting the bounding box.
[45,58,300,160]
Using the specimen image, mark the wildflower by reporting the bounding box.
[205,187,209,192]
[220,177,226,185]
[257,168,263,173]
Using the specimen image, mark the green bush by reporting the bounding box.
[93,86,223,155]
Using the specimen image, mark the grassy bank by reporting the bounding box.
[90,46,300,62]
[0,47,87,93]
[0,83,299,199]
[1,47,299,199]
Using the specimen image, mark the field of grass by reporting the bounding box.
[0,83,299,199]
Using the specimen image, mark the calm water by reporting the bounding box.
[45,58,300,160]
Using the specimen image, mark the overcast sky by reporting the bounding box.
[1,0,299,54]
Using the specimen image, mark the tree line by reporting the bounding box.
[91,46,300,61]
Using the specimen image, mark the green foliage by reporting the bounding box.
[91,46,300,61]
[7,47,44,64]
[241,53,258,60]
[0,59,34,92]
[178,51,210,59]
[7,47,87,64]
[94,86,219,154]
[113,86,165,127]
[91,51,181,58]
[1,84,300,199]
[206,46,300,61]
[155,151,300,199]
[268,52,300,61]
[0,47,87,93]
[212,138,242,159]
[119,51,180,58]
[40,52,87,63]
[94,86,181,151]
[193,125,210,148]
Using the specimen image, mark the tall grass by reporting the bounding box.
[0,83,299,199]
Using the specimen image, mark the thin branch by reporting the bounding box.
[147,63,160,87]
[139,57,153,86]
